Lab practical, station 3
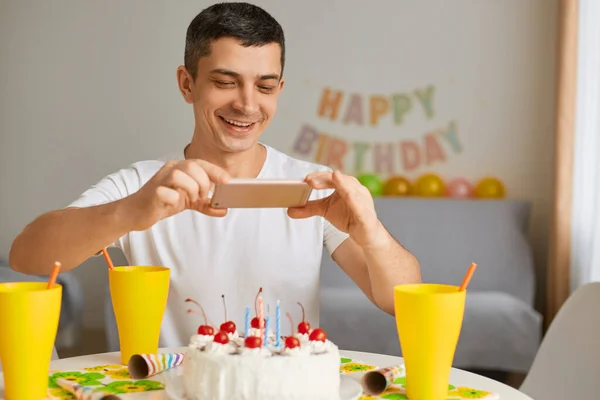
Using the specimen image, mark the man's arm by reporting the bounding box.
[10,159,231,275]
[332,226,421,316]
[10,200,134,275]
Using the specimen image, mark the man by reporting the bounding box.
[10,2,420,346]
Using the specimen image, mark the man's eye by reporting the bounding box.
[216,81,235,87]
[259,86,276,93]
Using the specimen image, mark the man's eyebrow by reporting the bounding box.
[259,73,280,81]
[209,69,280,81]
[210,68,239,78]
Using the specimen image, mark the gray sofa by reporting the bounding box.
[320,198,542,374]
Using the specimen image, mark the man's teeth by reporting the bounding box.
[224,118,253,127]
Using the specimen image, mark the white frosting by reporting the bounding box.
[227,330,240,341]
[295,333,310,344]
[190,334,214,348]
[239,346,272,357]
[282,344,312,357]
[246,327,275,339]
[183,336,341,400]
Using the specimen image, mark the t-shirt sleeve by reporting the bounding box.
[66,169,137,251]
[323,219,350,256]
[68,173,125,209]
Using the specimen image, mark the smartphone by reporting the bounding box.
[210,179,313,209]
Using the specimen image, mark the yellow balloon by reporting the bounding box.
[474,177,506,199]
[383,176,412,196]
[414,173,445,197]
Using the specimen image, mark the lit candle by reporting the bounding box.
[264,316,270,346]
[244,307,250,338]
[275,300,281,347]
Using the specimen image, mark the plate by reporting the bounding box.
[161,368,362,400]
[340,376,363,400]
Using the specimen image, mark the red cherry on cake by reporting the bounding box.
[298,321,310,335]
[250,317,263,329]
[213,331,230,344]
[250,287,263,329]
[220,294,237,334]
[220,321,236,334]
[245,336,262,349]
[284,311,301,349]
[309,328,327,342]
[285,336,300,349]
[297,302,310,334]
[197,325,215,336]
[186,298,215,336]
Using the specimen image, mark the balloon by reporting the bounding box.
[383,176,412,196]
[446,178,474,199]
[357,173,383,196]
[413,173,445,197]
[474,177,506,199]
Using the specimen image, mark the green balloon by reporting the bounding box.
[357,174,382,196]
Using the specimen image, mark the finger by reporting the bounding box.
[332,170,368,200]
[155,186,183,210]
[306,170,355,198]
[287,197,328,219]
[305,171,333,182]
[164,169,201,203]
[332,171,378,222]
[176,161,212,199]
[192,160,231,184]
[197,199,228,218]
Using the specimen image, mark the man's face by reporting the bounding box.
[179,37,285,154]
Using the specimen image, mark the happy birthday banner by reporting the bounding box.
[292,84,462,176]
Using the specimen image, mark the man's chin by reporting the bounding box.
[219,135,261,154]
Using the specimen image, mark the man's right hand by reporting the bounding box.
[124,159,231,231]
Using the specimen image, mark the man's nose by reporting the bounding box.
[232,86,259,116]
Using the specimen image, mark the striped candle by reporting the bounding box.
[275,300,281,347]
[264,316,270,346]
[244,306,250,338]
[257,295,264,343]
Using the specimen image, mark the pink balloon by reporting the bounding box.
[446,178,474,198]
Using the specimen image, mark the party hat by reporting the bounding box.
[361,365,404,395]
[57,379,120,400]
[128,352,185,379]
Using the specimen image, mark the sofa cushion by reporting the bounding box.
[321,198,535,306]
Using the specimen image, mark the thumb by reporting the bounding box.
[287,198,327,219]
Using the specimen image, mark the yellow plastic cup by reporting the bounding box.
[394,283,466,400]
[108,266,170,365]
[0,282,62,400]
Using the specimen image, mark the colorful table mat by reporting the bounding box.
[47,364,164,399]
[339,357,500,400]
[45,357,499,399]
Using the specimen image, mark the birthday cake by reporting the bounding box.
[182,290,341,400]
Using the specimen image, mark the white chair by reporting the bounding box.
[519,281,600,399]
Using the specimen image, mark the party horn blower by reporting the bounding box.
[57,379,120,400]
[128,352,185,379]
[360,365,404,395]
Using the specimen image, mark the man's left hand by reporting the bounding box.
[287,170,387,248]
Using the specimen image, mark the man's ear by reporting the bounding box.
[176,65,195,104]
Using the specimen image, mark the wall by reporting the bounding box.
[0,0,557,336]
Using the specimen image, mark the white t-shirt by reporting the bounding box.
[69,144,349,347]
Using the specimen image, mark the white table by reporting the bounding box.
[0,347,533,399]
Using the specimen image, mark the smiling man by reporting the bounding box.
[9,2,421,347]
